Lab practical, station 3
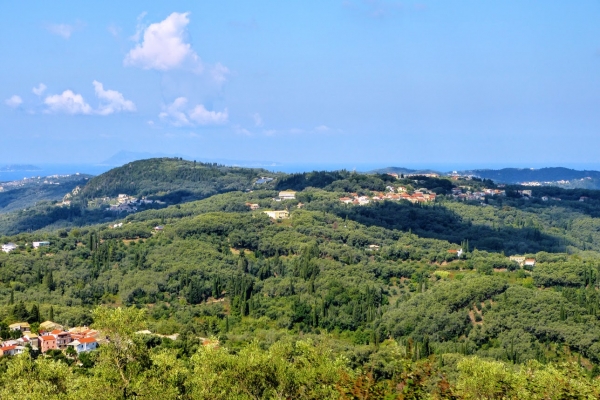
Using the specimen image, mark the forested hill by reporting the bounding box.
[0,174,91,214]
[5,171,600,396]
[78,158,279,203]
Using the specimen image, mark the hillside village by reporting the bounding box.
[0,321,99,357]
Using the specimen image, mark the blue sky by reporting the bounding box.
[2,1,600,168]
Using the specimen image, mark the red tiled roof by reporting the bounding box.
[79,337,97,344]
[2,345,16,351]
[40,336,55,342]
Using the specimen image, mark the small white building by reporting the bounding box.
[524,259,536,267]
[264,210,289,219]
[278,191,296,200]
[68,337,98,353]
[33,241,50,249]
[2,243,17,253]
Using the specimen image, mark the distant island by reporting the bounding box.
[0,164,41,172]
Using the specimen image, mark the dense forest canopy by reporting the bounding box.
[2,158,600,397]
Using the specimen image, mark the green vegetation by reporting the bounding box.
[0,174,91,214]
[79,157,278,202]
[2,159,600,397]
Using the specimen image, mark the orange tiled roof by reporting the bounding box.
[79,337,97,344]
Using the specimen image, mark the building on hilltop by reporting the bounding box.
[40,335,57,353]
[8,322,30,333]
[524,259,536,267]
[2,243,17,253]
[68,337,99,353]
[246,202,260,210]
[264,210,289,219]
[278,190,296,200]
[509,256,526,266]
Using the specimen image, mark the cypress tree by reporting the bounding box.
[238,250,248,273]
[49,305,54,321]
[29,304,40,323]
[187,279,203,305]
[44,270,56,291]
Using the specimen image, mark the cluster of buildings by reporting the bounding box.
[451,187,506,201]
[509,256,536,267]
[340,187,436,206]
[1,321,99,357]
[386,172,440,179]
[106,194,166,213]
[1,241,50,253]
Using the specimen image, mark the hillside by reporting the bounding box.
[2,180,600,396]
[0,174,91,214]
[79,158,279,203]
[462,167,600,187]
[2,170,600,395]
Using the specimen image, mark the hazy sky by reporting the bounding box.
[2,1,600,167]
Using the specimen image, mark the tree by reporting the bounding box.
[29,304,40,323]
[187,278,203,305]
[44,269,56,291]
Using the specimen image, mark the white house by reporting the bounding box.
[33,241,50,249]
[68,337,98,353]
[2,243,17,253]
[524,259,536,267]
[264,210,289,219]
[278,191,296,200]
[0,345,25,357]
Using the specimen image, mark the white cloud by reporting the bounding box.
[46,23,76,39]
[234,125,251,136]
[107,24,121,38]
[315,125,330,132]
[5,95,22,108]
[189,104,228,125]
[159,97,228,126]
[252,112,263,127]
[124,12,202,71]
[131,12,148,42]
[159,97,190,126]
[44,90,92,114]
[211,63,230,85]
[32,83,47,96]
[43,81,135,116]
[93,80,136,115]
